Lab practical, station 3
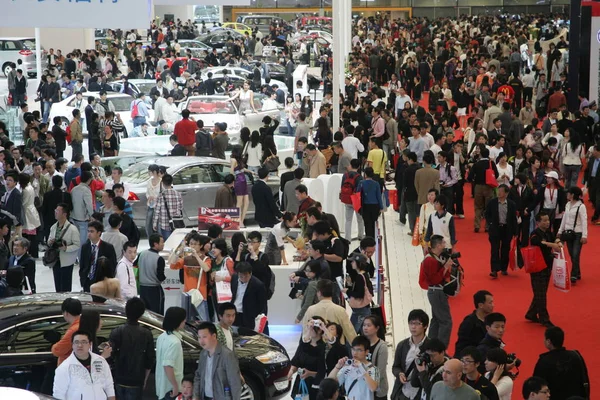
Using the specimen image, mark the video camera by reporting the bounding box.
[415,352,432,368]
[440,250,461,260]
[506,352,522,368]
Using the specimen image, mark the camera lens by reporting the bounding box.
[346,359,353,366]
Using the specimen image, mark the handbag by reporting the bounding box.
[552,249,571,292]
[350,190,362,213]
[347,274,373,309]
[215,265,233,303]
[521,245,547,273]
[42,223,71,268]
[485,160,499,188]
[186,260,205,308]
[263,148,281,172]
[508,236,518,271]
[560,204,581,242]
[163,194,185,231]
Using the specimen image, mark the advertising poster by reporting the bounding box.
[198,207,240,230]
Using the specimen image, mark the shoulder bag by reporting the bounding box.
[263,148,281,172]
[162,192,185,230]
[42,223,71,268]
[560,204,581,242]
[186,258,205,308]
[485,160,499,188]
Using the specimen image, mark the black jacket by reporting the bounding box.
[533,347,589,400]
[2,188,22,226]
[79,240,118,284]
[470,158,499,185]
[51,125,67,153]
[508,184,534,216]
[485,197,518,237]
[530,185,567,214]
[231,275,267,329]
[242,251,274,299]
[477,334,503,374]
[391,336,431,399]
[109,321,156,387]
[41,188,72,228]
[454,311,487,358]
[251,180,281,228]
[403,163,421,202]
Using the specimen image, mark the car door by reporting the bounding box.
[172,164,219,225]
[0,315,68,393]
[242,95,280,132]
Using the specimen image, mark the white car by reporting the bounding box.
[108,79,159,99]
[199,66,289,96]
[178,93,282,146]
[48,92,156,135]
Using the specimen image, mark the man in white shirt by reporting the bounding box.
[489,136,506,162]
[430,133,444,158]
[420,123,435,150]
[341,125,365,159]
[115,241,138,299]
[394,87,413,118]
[162,95,179,127]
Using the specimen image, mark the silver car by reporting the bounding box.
[120,156,280,232]
[0,37,47,77]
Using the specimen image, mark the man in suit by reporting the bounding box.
[193,322,242,400]
[231,261,268,335]
[470,147,499,232]
[485,185,518,278]
[8,237,36,293]
[509,174,534,247]
[251,167,281,228]
[79,220,117,292]
[1,172,22,235]
[414,152,440,208]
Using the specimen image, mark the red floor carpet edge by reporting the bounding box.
[445,184,598,396]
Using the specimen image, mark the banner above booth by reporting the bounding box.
[1,0,152,29]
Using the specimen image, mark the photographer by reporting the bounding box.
[328,336,379,399]
[459,346,499,400]
[410,338,449,400]
[288,317,327,400]
[483,348,514,400]
[477,312,509,373]
[419,235,453,347]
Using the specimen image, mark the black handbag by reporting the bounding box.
[42,223,71,268]
[163,194,185,231]
[263,149,281,172]
[560,204,581,242]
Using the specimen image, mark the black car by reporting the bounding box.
[197,30,244,51]
[0,293,291,400]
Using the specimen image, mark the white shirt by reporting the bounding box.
[558,200,588,238]
[489,146,504,161]
[402,336,426,399]
[234,280,248,313]
[341,135,365,159]
[105,179,130,200]
[543,187,559,210]
[430,144,442,158]
[115,256,138,299]
[421,133,435,150]
[222,326,234,350]
[496,163,513,187]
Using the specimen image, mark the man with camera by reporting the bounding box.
[328,336,379,399]
[477,312,520,374]
[419,235,453,347]
[459,346,500,400]
[410,338,449,399]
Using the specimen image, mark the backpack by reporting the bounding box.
[131,100,140,118]
[443,261,464,297]
[340,172,360,205]
[332,236,351,260]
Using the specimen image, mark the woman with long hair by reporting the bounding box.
[561,129,584,189]
[245,130,262,175]
[227,80,257,114]
[285,95,300,138]
[496,152,513,187]
[418,189,438,256]
[532,170,566,234]
[324,323,348,374]
[362,315,389,400]
[295,260,322,324]
[557,186,588,284]
[78,310,112,359]
[345,252,374,333]
[90,256,121,299]
[262,134,279,173]
[230,145,251,228]
[19,173,41,258]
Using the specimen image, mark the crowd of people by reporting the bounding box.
[0,8,596,400]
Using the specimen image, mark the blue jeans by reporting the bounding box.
[563,164,581,189]
[71,141,83,160]
[350,305,371,334]
[159,227,172,241]
[73,219,88,260]
[43,101,52,123]
[115,384,143,400]
[133,115,146,127]
[286,120,296,137]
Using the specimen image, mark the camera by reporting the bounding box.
[297,368,304,376]
[345,359,353,366]
[440,250,461,260]
[242,243,248,251]
[415,352,431,367]
[506,353,522,368]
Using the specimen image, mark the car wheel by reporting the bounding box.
[241,377,261,400]
[2,63,12,77]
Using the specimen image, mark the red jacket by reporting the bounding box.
[419,254,449,289]
[174,118,197,146]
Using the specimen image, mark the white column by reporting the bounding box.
[35,28,42,78]
[332,0,342,133]
[219,6,224,24]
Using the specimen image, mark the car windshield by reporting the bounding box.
[186,98,236,114]
[134,83,156,94]
[108,95,135,111]
[122,162,156,184]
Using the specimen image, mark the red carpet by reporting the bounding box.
[447,183,598,396]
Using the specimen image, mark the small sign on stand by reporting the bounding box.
[198,207,240,231]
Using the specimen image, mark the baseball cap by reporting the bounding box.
[545,171,559,181]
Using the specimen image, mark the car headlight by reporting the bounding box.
[255,350,289,364]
